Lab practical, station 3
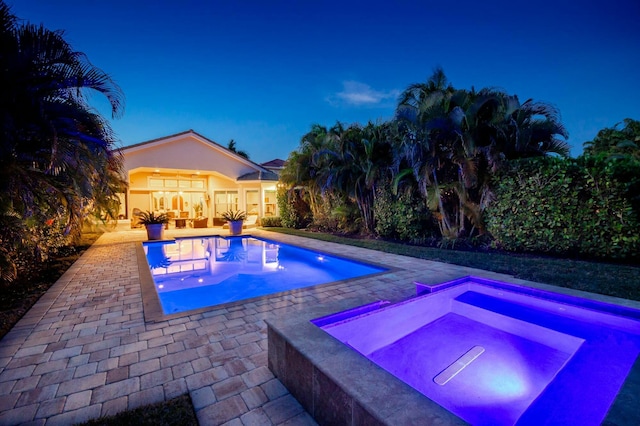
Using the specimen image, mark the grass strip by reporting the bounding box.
[264,228,640,302]
[78,394,197,426]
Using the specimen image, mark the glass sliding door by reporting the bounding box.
[264,190,276,216]
[246,190,259,215]
[214,191,238,225]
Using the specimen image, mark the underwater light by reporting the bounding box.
[487,371,528,397]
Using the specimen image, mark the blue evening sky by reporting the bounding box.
[11,0,640,163]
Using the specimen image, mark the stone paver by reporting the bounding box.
[0,227,500,425]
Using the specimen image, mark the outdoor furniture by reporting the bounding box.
[131,208,143,228]
[243,215,259,228]
[193,217,208,228]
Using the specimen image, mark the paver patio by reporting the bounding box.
[0,228,617,425]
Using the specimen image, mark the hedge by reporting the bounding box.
[485,157,640,260]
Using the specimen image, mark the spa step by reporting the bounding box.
[451,296,584,354]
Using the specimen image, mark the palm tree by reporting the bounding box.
[393,69,460,237]
[227,139,250,159]
[393,69,569,238]
[299,121,392,233]
[280,124,330,218]
[0,2,125,279]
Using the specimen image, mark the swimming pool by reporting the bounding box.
[142,236,386,315]
[311,276,640,425]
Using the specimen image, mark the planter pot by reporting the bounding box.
[228,220,243,236]
[145,223,165,240]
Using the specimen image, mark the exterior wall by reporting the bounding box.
[123,134,258,178]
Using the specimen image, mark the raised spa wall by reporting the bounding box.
[267,296,467,425]
[266,276,640,426]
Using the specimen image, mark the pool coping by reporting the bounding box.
[138,234,394,323]
[266,275,640,425]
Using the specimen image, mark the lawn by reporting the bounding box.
[266,228,640,302]
[78,394,197,426]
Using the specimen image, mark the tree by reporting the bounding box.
[0,2,125,282]
[393,69,569,239]
[280,122,393,233]
[581,118,640,217]
[583,118,640,160]
[313,122,392,233]
[227,139,250,159]
[280,124,330,220]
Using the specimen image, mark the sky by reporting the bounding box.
[10,0,640,163]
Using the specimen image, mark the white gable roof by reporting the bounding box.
[120,130,275,180]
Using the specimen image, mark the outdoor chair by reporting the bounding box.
[131,208,143,228]
[243,215,259,228]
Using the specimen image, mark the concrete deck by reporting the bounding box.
[0,229,636,425]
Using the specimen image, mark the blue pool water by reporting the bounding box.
[143,236,386,314]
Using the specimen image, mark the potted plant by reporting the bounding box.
[135,210,170,240]
[221,210,247,236]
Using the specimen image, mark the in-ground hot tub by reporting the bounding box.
[267,276,640,425]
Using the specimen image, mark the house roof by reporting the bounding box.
[120,130,277,181]
[260,159,286,168]
[237,170,279,181]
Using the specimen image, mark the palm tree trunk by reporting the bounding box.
[432,170,454,238]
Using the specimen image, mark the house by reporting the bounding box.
[260,158,286,175]
[118,130,280,228]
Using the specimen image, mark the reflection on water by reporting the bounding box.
[142,236,386,314]
[145,237,280,293]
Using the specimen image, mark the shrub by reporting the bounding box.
[308,194,361,234]
[277,187,311,228]
[374,185,436,242]
[485,157,640,260]
[260,216,282,227]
